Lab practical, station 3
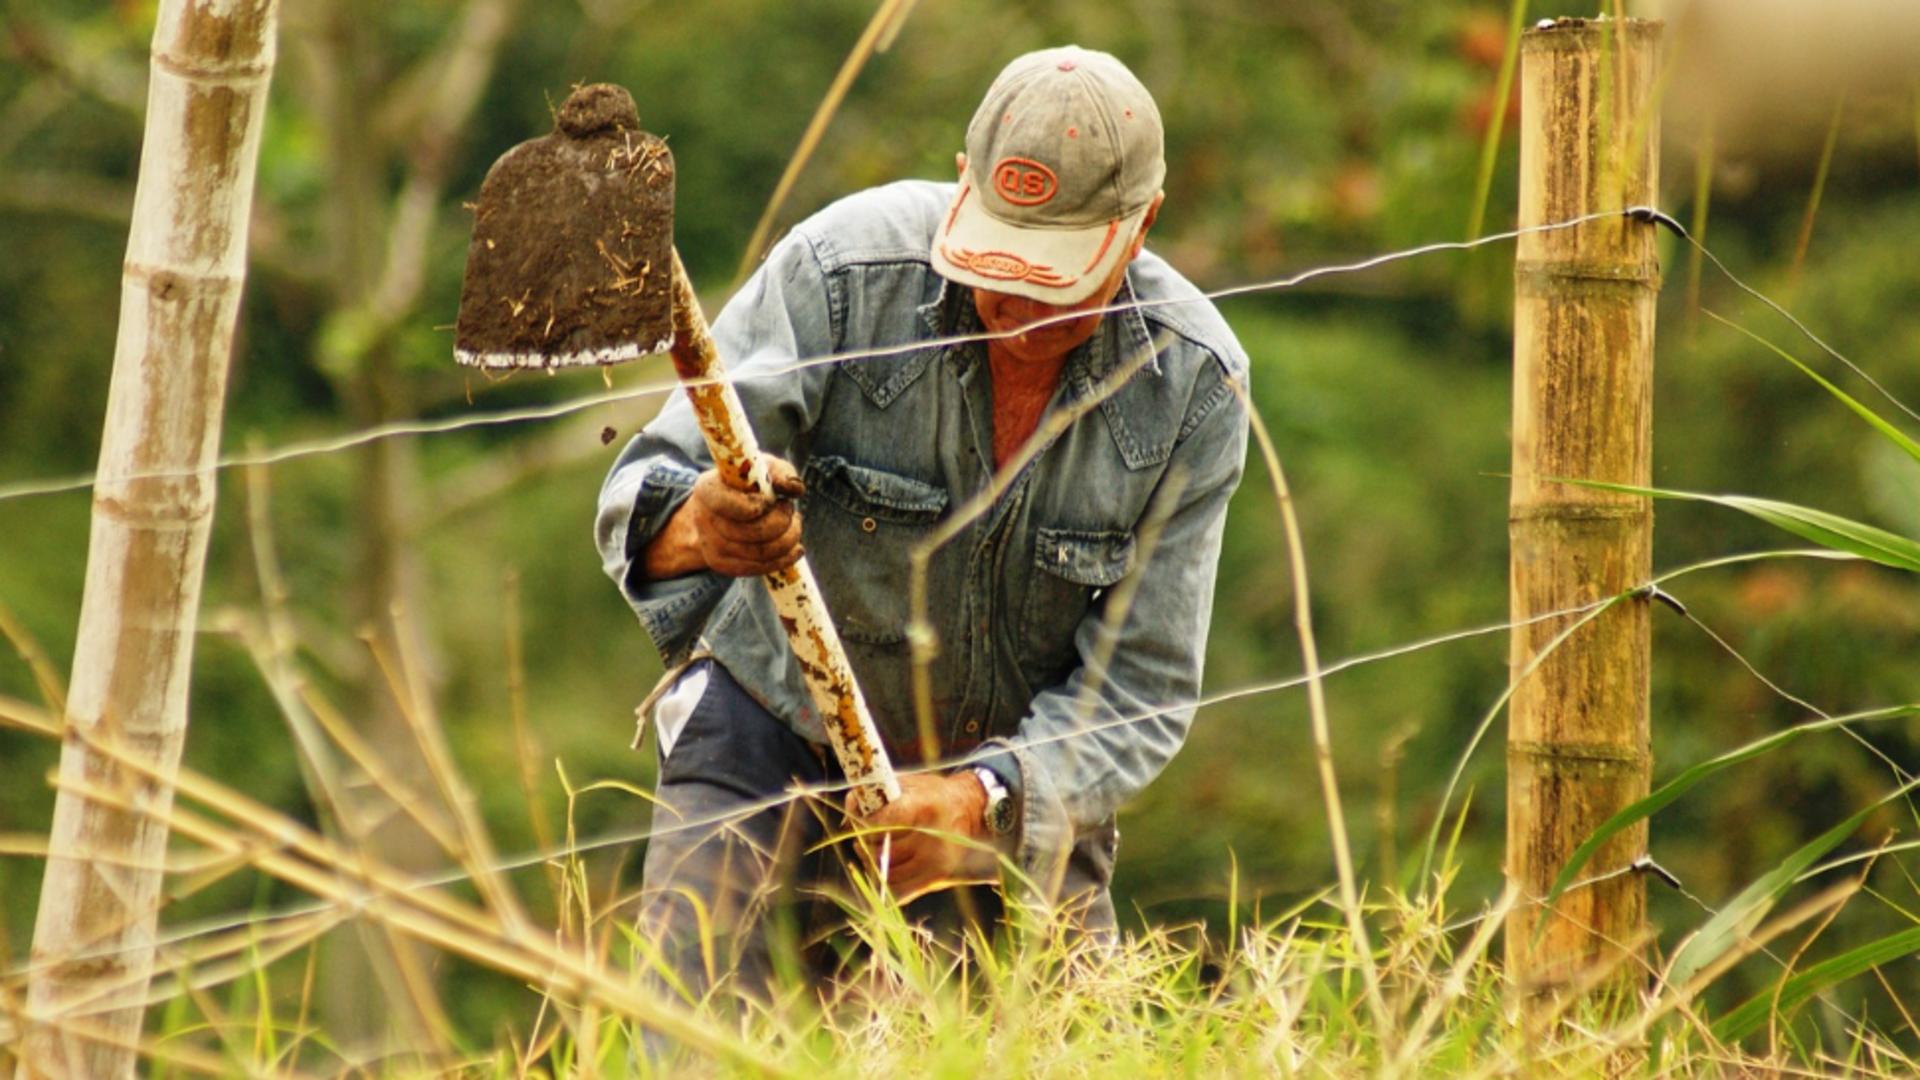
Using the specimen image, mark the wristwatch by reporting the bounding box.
[971,765,1016,839]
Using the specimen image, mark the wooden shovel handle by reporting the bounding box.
[666,250,901,815]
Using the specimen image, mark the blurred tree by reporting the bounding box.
[275,0,531,1050]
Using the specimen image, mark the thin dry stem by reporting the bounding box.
[1789,93,1845,287]
[0,599,65,719]
[732,0,920,286]
[1768,846,1882,1057]
[1619,879,1860,1050]
[46,744,779,1075]
[367,616,533,935]
[1228,374,1393,1054]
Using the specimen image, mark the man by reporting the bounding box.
[596,45,1248,992]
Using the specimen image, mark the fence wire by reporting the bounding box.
[2,205,1915,1007]
[0,205,1816,507]
[3,549,1895,983]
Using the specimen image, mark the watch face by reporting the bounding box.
[987,792,1017,837]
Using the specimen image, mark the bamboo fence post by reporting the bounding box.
[20,2,279,1076]
[1506,17,1662,995]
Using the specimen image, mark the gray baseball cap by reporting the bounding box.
[932,46,1166,306]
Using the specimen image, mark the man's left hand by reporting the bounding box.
[848,771,999,900]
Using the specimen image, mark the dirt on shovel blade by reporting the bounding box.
[454,83,675,370]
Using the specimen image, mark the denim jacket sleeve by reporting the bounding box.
[998,357,1249,898]
[594,230,838,663]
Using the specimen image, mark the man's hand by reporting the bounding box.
[849,771,999,900]
[643,455,807,579]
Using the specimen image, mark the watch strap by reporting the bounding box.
[971,765,1015,838]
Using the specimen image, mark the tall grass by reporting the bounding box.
[11,313,1920,1072]
[4,650,1919,1078]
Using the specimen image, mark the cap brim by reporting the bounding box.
[930,181,1148,306]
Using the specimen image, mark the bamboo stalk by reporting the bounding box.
[19,3,280,1077]
[666,251,900,816]
[1506,17,1661,998]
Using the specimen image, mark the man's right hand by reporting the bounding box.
[642,456,807,580]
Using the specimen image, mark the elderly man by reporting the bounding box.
[597,45,1248,992]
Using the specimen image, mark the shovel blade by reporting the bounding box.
[454,83,675,370]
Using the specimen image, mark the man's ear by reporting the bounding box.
[955,152,968,179]
[1130,190,1166,258]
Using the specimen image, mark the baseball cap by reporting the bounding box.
[931,46,1166,306]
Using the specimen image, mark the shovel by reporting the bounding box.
[454,83,901,816]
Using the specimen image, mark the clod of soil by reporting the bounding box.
[454,82,675,370]
[556,82,640,138]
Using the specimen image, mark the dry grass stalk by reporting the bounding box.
[0,601,65,718]
[366,620,532,936]
[732,0,922,285]
[1229,375,1395,1054]
[43,729,782,1076]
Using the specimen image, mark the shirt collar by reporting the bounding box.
[1086,273,1158,384]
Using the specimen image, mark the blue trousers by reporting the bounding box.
[635,661,1003,1000]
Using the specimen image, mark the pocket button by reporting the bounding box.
[861,517,878,533]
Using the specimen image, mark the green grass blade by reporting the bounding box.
[1544,704,1920,907]
[1713,924,1920,1042]
[1561,479,1920,573]
[1789,93,1845,284]
[251,930,277,1066]
[1667,774,1920,989]
[1465,0,1529,241]
[1706,310,1920,466]
[1725,497,1920,572]
[1685,111,1716,337]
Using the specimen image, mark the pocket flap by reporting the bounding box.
[805,455,949,524]
[1033,527,1135,587]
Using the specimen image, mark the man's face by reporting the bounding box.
[971,257,1130,366]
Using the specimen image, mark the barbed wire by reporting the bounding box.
[4,207,1905,513]
[6,591,1600,981]
[1433,576,1920,1034]
[0,547,1875,983]
[4,204,1913,1003]
[1671,588,1920,800]
[1630,207,1920,425]
[0,207,1647,507]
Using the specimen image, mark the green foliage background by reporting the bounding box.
[3,0,1920,1046]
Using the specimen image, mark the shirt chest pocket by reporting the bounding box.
[801,455,949,646]
[1021,526,1137,683]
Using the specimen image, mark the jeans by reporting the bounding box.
[635,661,1011,1000]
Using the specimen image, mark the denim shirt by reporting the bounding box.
[596,180,1249,898]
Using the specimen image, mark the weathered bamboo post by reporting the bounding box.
[21,2,279,1076]
[1507,16,1661,996]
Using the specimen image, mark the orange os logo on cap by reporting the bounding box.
[992,157,1058,206]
